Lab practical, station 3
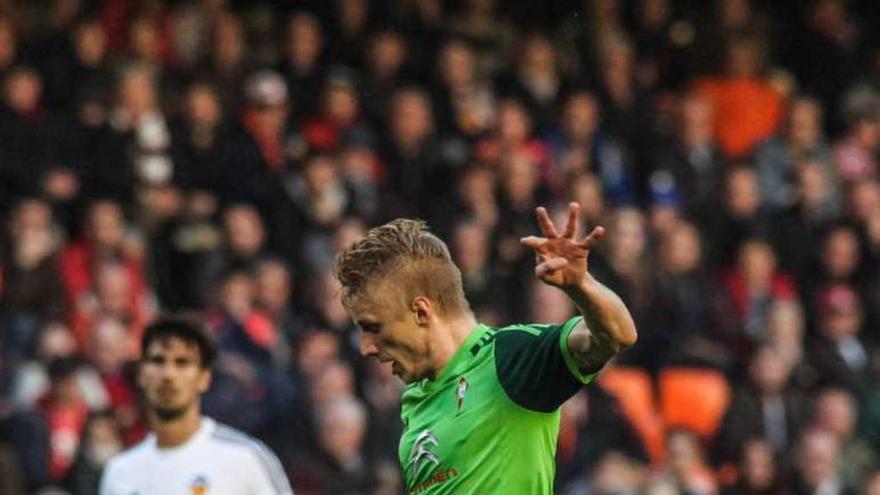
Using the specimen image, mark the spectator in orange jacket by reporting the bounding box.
[693,34,784,160]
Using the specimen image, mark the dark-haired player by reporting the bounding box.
[100,317,293,495]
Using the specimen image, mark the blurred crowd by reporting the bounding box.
[0,0,879,494]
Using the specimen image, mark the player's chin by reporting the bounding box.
[152,402,190,421]
[393,364,415,383]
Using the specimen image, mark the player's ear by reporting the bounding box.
[197,369,212,393]
[411,296,432,327]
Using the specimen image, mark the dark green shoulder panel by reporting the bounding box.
[493,322,584,413]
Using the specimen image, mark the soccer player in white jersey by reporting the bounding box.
[100,317,293,495]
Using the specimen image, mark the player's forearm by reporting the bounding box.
[565,274,637,355]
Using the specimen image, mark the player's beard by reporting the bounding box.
[152,404,189,422]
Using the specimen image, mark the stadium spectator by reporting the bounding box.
[10,322,78,407]
[693,34,783,160]
[755,96,834,211]
[555,387,648,489]
[361,359,404,463]
[214,203,270,277]
[833,101,880,183]
[561,450,646,495]
[800,224,864,314]
[654,221,734,367]
[44,17,113,112]
[303,68,371,154]
[292,395,375,494]
[811,388,878,489]
[594,33,650,151]
[205,13,251,112]
[808,284,872,396]
[446,164,499,235]
[772,159,844,279]
[110,64,174,196]
[446,0,514,75]
[788,0,861,135]
[253,256,298,361]
[37,358,90,484]
[0,199,65,358]
[65,411,123,495]
[548,90,636,205]
[715,344,807,464]
[305,267,356,336]
[278,12,325,123]
[432,38,496,138]
[566,172,607,230]
[651,428,718,495]
[362,30,410,126]
[722,438,784,495]
[590,208,657,369]
[706,167,774,268]
[285,153,360,272]
[381,86,455,221]
[0,67,61,207]
[170,81,231,198]
[496,32,568,132]
[451,218,503,322]
[790,429,852,495]
[648,92,724,225]
[226,70,299,228]
[86,318,142,445]
[60,200,147,347]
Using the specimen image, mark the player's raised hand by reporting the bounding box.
[520,202,605,290]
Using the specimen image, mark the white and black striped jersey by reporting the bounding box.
[99,417,293,495]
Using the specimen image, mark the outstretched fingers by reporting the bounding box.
[562,202,580,239]
[579,226,606,249]
[535,207,560,239]
[535,257,568,278]
[520,236,547,249]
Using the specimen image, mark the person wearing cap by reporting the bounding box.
[225,70,305,250]
[807,283,872,397]
[241,70,293,176]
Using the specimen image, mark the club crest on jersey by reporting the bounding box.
[456,376,469,410]
[190,475,209,495]
[408,429,440,473]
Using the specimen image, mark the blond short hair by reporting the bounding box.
[334,219,468,316]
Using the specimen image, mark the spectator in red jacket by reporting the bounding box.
[60,200,148,350]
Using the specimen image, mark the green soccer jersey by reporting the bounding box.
[398,316,598,494]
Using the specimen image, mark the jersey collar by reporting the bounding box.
[417,323,490,394]
[151,416,215,455]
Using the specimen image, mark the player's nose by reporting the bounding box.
[159,361,176,378]
[359,334,380,357]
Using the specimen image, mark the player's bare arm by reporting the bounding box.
[521,202,637,374]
